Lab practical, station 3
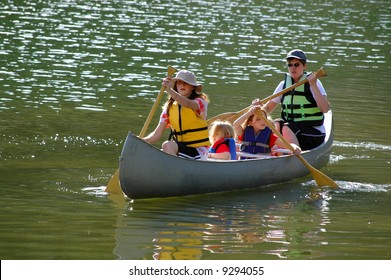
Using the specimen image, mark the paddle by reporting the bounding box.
[105,66,177,194]
[207,67,327,125]
[254,108,337,188]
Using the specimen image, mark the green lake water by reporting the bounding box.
[0,0,390,260]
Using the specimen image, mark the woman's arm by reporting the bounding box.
[308,74,330,113]
[166,87,200,110]
[262,100,279,115]
[142,121,166,144]
[162,77,200,111]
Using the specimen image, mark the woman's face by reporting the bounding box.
[287,58,306,81]
[176,80,195,97]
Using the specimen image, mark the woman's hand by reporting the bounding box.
[290,143,302,155]
[252,98,262,106]
[307,73,317,87]
[162,76,174,88]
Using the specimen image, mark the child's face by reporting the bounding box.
[176,80,195,97]
[251,114,267,130]
[210,131,224,144]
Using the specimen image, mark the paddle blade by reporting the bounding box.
[105,169,122,194]
[299,157,337,188]
[310,167,337,188]
[254,108,337,189]
[315,67,327,78]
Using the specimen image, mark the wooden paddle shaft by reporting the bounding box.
[254,108,295,152]
[139,66,177,138]
[232,68,327,121]
[261,67,326,105]
[208,67,327,125]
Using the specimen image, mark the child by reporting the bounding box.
[233,105,301,157]
[208,121,237,160]
[143,70,210,160]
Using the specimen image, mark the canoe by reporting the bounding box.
[119,111,333,199]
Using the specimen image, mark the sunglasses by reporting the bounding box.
[287,63,301,68]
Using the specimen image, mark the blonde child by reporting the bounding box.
[233,105,301,157]
[208,121,237,160]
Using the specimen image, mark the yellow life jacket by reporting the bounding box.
[168,102,210,147]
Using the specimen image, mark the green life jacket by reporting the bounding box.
[281,73,324,126]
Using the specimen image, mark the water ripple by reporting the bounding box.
[334,141,391,152]
[1,0,390,261]
[336,181,391,193]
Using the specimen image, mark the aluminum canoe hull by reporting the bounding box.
[119,111,333,199]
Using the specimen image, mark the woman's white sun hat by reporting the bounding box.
[172,70,203,94]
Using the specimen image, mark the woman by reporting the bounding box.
[261,49,330,150]
[143,69,210,159]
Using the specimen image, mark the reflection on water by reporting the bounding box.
[1,0,390,260]
[112,184,390,260]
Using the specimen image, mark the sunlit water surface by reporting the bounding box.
[0,0,390,260]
